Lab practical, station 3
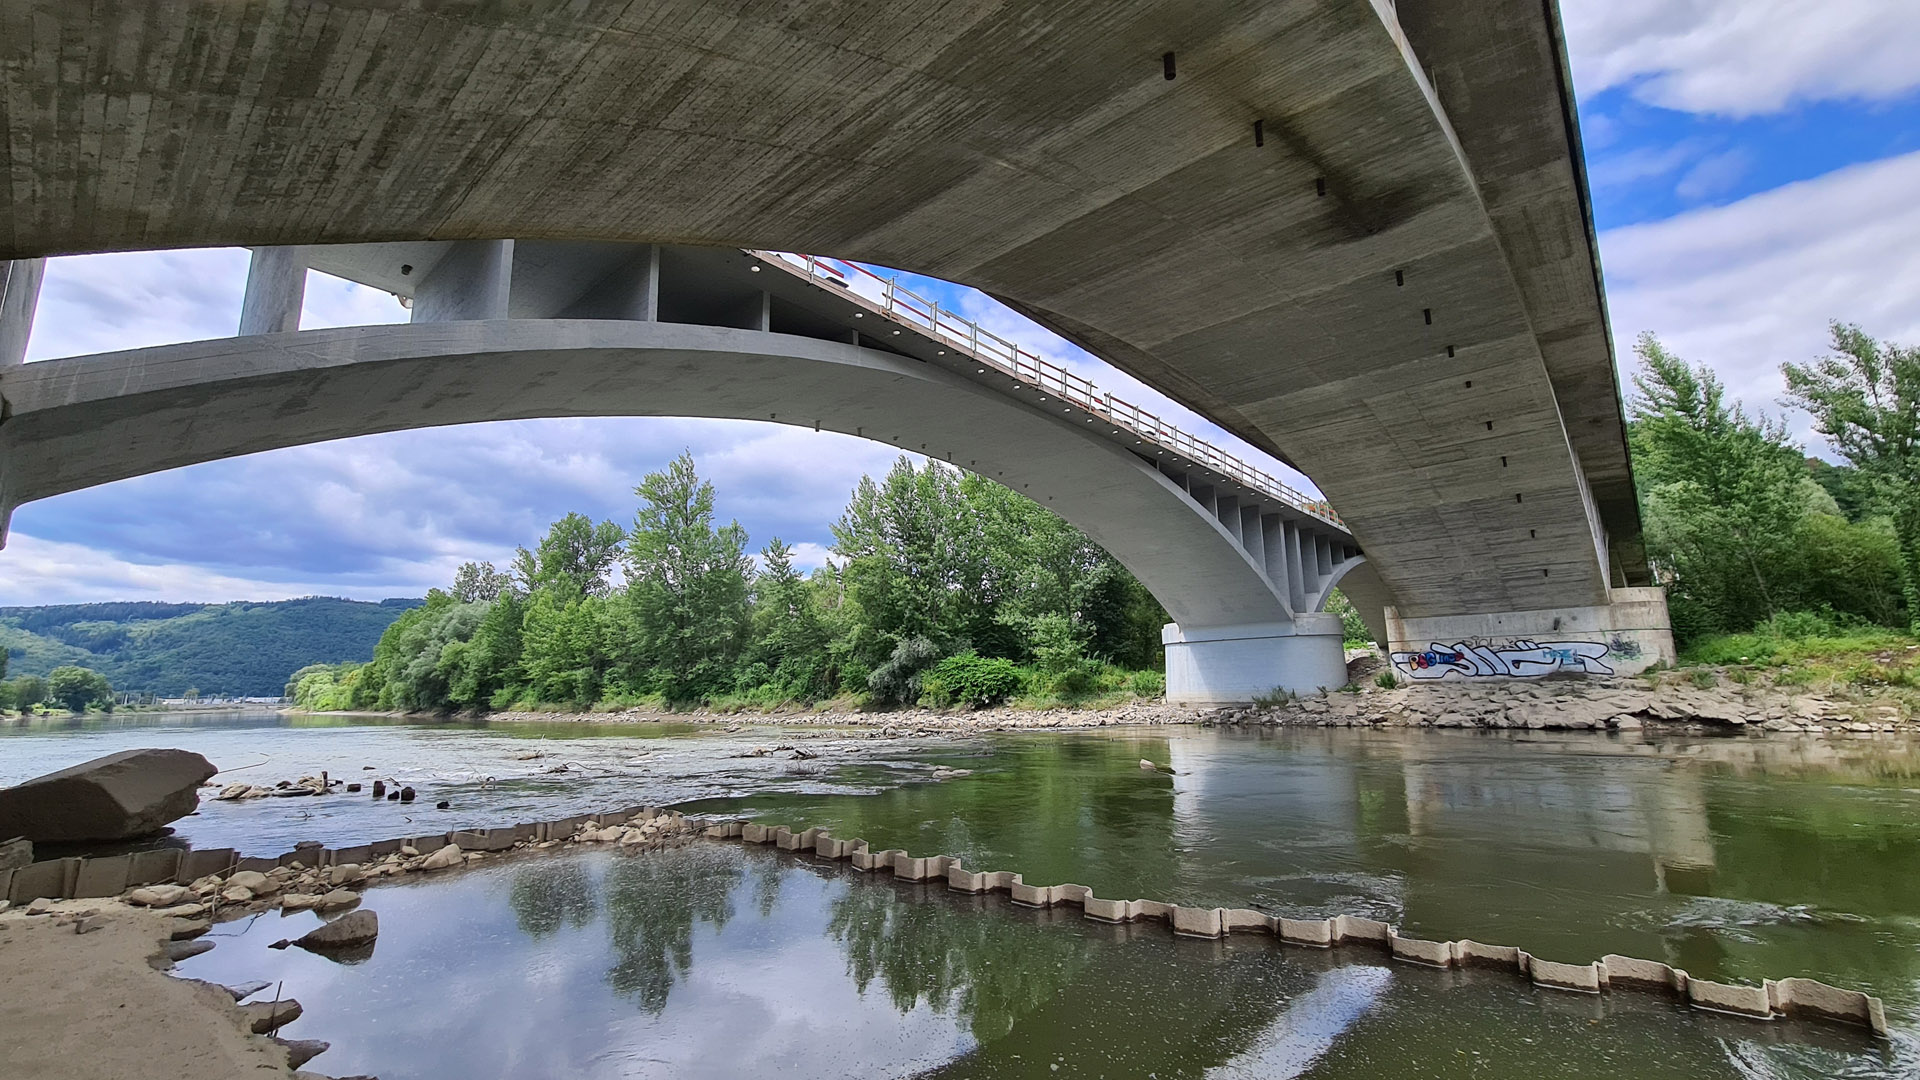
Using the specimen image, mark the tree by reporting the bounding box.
[623,451,752,702]
[1629,334,1812,638]
[514,513,626,598]
[742,538,831,699]
[47,665,113,712]
[10,674,46,713]
[453,560,515,603]
[1783,324,1920,630]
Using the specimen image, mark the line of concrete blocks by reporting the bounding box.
[0,804,690,907]
[708,819,1889,1038]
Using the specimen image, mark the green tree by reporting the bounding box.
[740,538,832,700]
[514,513,626,598]
[11,674,47,713]
[622,451,752,702]
[1783,324,1920,631]
[1629,334,1812,639]
[520,591,612,706]
[47,665,113,712]
[452,560,515,603]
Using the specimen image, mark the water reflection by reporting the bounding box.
[175,845,1910,1080]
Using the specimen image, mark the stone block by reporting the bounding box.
[1529,957,1603,993]
[365,838,405,858]
[1389,932,1454,967]
[234,856,278,875]
[1279,918,1333,946]
[1009,881,1053,907]
[71,854,131,898]
[1052,884,1092,906]
[988,871,1021,891]
[1602,954,1683,992]
[1134,899,1171,921]
[176,848,235,883]
[947,868,987,893]
[0,869,11,899]
[405,835,449,854]
[8,859,69,903]
[509,823,540,844]
[127,848,182,886]
[0,749,217,842]
[1768,977,1887,1034]
[1171,905,1225,938]
[776,830,808,852]
[1081,896,1134,922]
[893,854,941,881]
[1456,940,1522,969]
[0,837,29,871]
[1687,978,1772,1018]
[742,823,772,844]
[1332,915,1390,945]
[453,830,515,852]
[330,845,375,867]
[852,849,901,872]
[1223,908,1275,934]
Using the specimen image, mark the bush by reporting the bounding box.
[1125,670,1165,698]
[867,636,940,706]
[1374,670,1400,690]
[921,653,1022,708]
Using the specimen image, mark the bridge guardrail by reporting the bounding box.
[751,250,1345,529]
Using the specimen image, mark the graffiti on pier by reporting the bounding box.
[1391,639,1614,680]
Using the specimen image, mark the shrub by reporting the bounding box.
[1689,669,1718,689]
[921,653,1022,708]
[1374,670,1400,690]
[867,636,940,706]
[1126,670,1165,698]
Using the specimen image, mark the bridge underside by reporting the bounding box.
[0,0,1648,630]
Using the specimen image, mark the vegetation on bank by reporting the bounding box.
[289,453,1179,715]
[0,597,420,698]
[1630,323,1916,648]
[0,650,115,714]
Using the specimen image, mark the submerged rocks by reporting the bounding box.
[240,998,303,1033]
[293,909,378,951]
[0,748,217,842]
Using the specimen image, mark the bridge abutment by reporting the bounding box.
[1384,588,1676,682]
[1163,616,1349,705]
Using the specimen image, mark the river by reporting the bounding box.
[6,711,1917,1077]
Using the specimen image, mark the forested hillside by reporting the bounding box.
[0,597,422,697]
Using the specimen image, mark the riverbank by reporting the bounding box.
[0,900,296,1080]
[314,669,1918,736]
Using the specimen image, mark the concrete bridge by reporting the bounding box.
[0,0,1674,694]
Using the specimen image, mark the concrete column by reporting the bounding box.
[412,240,513,323]
[554,244,658,321]
[1162,615,1347,704]
[238,247,307,335]
[1,258,47,366]
[1383,587,1676,681]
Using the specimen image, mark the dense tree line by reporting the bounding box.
[0,660,111,714]
[1630,324,1917,644]
[290,453,1171,713]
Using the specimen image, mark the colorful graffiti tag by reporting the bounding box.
[1390,639,1613,680]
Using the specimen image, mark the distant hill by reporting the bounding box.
[0,597,423,697]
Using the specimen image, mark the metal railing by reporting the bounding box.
[751,250,1345,529]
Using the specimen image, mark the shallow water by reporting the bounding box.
[10,710,1920,1073]
[0,711,955,853]
[177,845,1914,1079]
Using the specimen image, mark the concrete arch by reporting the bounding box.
[0,319,1358,696]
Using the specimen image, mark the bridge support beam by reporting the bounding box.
[1163,616,1348,705]
[2,258,46,366]
[1384,588,1675,682]
[238,247,307,335]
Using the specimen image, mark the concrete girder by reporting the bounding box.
[0,319,1356,643]
[0,0,1641,625]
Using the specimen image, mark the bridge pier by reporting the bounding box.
[1163,616,1349,705]
[1384,588,1675,682]
[1,258,45,367]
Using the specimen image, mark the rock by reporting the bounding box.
[167,917,211,940]
[420,843,464,871]
[371,781,385,798]
[274,1037,331,1069]
[294,909,378,951]
[399,786,416,803]
[399,845,419,857]
[25,898,54,915]
[279,893,320,911]
[270,786,315,797]
[313,889,359,911]
[345,783,361,793]
[126,884,195,907]
[220,886,255,903]
[228,870,279,896]
[240,998,303,1034]
[165,938,214,961]
[215,783,252,801]
[435,800,451,810]
[1,835,32,870]
[1139,759,1155,771]
[327,863,363,886]
[222,980,273,1002]
[73,915,107,934]
[0,748,218,842]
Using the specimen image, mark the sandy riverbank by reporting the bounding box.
[0,901,297,1080]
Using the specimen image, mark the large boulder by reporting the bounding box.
[294,909,378,951]
[0,749,218,842]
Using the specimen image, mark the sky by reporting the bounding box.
[4,0,1919,606]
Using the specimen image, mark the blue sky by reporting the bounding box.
[4,1,1919,605]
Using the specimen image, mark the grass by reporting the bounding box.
[1674,612,1920,710]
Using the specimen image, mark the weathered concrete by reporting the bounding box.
[1164,616,1348,703]
[0,749,217,843]
[0,0,1646,629]
[237,248,306,336]
[1,258,43,366]
[1386,587,1676,681]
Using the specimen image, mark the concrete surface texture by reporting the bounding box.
[0,0,1644,628]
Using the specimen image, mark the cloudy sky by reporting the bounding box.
[4,1,1918,606]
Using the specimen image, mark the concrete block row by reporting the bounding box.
[712,818,1891,1038]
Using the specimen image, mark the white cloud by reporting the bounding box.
[0,532,430,605]
[1564,0,1920,116]
[1600,149,1920,444]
